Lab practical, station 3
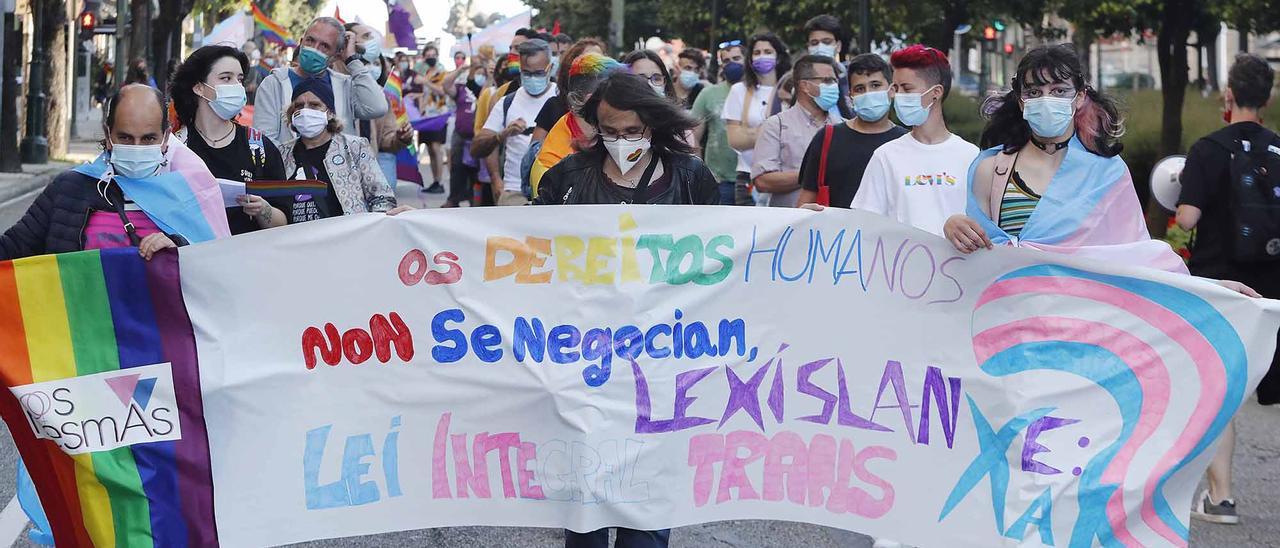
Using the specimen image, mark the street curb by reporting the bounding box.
[0,163,72,204]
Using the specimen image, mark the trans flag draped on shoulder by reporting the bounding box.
[965,136,1188,273]
[73,140,230,244]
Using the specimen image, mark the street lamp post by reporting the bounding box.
[20,0,47,164]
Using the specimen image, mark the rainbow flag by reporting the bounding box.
[251,2,296,48]
[385,90,424,185]
[384,71,403,101]
[0,249,215,547]
[246,180,328,198]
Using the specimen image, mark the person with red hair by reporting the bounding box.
[850,44,978,235]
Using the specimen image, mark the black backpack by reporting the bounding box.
[1208,128,1280,262]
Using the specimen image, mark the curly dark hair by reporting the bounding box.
[581,72,698,156]
[169,45,250,129]
[979,44,1124,157]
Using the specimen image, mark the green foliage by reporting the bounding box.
[268,0,320,39]
[192,0,243,22]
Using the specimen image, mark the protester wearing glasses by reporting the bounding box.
[751,55,844,208]
[534,72,718,207]
[472,38,559,206]
[691,40,746,204]
[622,50,678,99]
[722,32,790,205]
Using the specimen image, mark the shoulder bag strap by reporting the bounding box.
[817,124,835,191]
[740,85,755,127]
[630,154,662,205]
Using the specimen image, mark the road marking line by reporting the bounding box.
[0,494,29,547]
[0,186,44,211]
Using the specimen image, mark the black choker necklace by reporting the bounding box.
[1031,137,1070,155]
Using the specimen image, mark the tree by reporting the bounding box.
[38,0,70,158]
[269,0,322,41]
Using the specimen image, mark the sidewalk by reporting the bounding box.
[0,138,101,205]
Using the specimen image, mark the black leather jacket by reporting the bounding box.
[533,149,720,205]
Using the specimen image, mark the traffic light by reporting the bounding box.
[1003,43,1014,56]
[983,26,996,41]
[78,10,97,41]
[992,20,1006,32]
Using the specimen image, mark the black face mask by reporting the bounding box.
[425,57,438,68]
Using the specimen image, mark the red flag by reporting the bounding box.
[334,6,346,24]
[552,20,561,35]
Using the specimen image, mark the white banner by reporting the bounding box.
[178,206,1280,547]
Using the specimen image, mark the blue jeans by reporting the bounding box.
[377,152,398,192]
[718,180,735,205]
[565,528,670,548]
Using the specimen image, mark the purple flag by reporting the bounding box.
[404,100,453,133]
[388,4,417,49]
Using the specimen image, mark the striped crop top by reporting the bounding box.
[997,171,1041,237]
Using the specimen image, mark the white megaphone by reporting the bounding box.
[1150,155,1187,212]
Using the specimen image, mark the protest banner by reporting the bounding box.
[1,206,1276,547]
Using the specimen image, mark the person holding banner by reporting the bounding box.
[533,71,714,548]
[278,78,398,221]
[0,84,230,259]
[534,72,718,207]
[170,45,289,235]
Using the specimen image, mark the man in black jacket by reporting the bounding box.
[1,85,193,261]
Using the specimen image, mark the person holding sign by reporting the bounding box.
[939,46,1261,282]
[279,78,398,222]
[534,70,718,548]
[170,45,289,235]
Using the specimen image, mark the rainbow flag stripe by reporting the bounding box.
[0,249,215,547]
[384,72,403,101]
[247,180,329,198]
[251,2,296,48]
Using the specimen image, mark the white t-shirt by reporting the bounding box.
[721,82,775,174]
[483,83,558,192]
[850,132,980,236]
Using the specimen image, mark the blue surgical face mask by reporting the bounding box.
[811,82,840,112]
[1022,96,1075,138]
[522,74,549,96]
[299,46,329,75]
[361,40,382,64]
[201,83,247,121]
[473,73,487,87]
[809,43,838,59]
[679,71,700,90]
[110,140,167,179]
[893,85,939,127]
[853,90,891,122]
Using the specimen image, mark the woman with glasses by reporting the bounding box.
[722,32,791,205]
[622,50,677,98]
[534,72,718,206]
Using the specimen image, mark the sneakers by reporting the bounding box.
[1191,489,1240,524]
[422,182,445,194]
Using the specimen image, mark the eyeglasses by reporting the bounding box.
[598,127,648,142]
[637,73,666,86]
[718,39,742,50]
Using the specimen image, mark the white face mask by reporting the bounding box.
[109,139,167,179]
[292,108,329,138]
[603,136,651,174]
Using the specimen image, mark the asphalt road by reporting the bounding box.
[0,169,1276,547]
